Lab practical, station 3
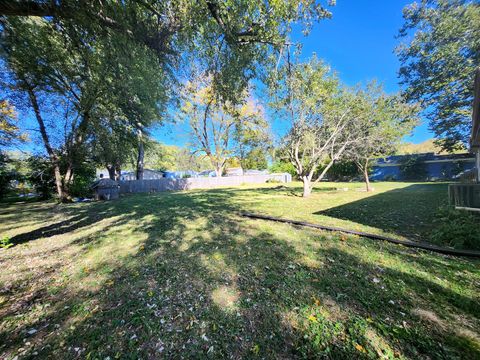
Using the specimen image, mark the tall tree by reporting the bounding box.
[232,98,271,173]
[396,0,480,151]
[344,82,419,191]
[91,116,137,181]
[273,57,367,197]
[2,0,335,196]
[142,142,178,171]
[174,148,212,172]
[181,74,270,176]
[243,148,269,170]
[141,142,211,172]
[1,16,165,199]
[181,74,237,177]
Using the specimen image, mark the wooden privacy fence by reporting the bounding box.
[119,173,291,194]
[449,183,480,211]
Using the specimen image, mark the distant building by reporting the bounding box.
[96,169,110,179]
[449,68,480,210]
[471,68,480,181]
[197,170,217,177]
[162,170,199,179]
[225,168,268,176]
[120,169,164,181]
[225,168,243,176]
[371,153,476,181]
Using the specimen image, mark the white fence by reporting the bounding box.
[119,173,291,194]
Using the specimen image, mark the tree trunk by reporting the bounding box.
[115,163,121,181]
[64,163,74,186]
[136,129,144,180]
[26,84,68,201]
[215,166,222,177]
[53,164,65,200]
[363,159,372,192]
[364,168,371,192]
[302,177,312,197]
[107,165,115,180]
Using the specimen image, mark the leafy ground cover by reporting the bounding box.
[0,182,479,359]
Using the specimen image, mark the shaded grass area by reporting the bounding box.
[233,182,449,241]
[0,182,479,359]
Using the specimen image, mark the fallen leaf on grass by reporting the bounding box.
[355,343,366,353]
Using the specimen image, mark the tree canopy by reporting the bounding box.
[180,73,269,176]
[344,82,419,191]
[0,0,335,199]
[396,0,480,151]
[273,56,370,197]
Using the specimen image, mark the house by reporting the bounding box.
[471,67,480,181]
[162,170,199,179]
[371,153,476,181]
[120,169,164,181]
[96,169,110,179]
[448,68,480,210]
[244,169,268,175]
[225,168,269,176]
[225,167,243,176]
[198,170,217,177]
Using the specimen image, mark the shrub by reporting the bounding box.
[27,156,96,199]
[383,174,397,181]
[68,162,96,198]
[429,206,480,250]
[27,155,55,199]
[269,161,296,178]
[0,152,14,199]
[325,160,360,181]
[399,155,428,181]
[0,236,13,249]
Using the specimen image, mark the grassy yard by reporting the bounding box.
[0,182,479,359]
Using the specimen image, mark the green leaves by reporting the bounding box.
[345,81,419,164]
[396,0,480,151]
[0,100,26,147]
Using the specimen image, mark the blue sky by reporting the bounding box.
[156,0,433,147]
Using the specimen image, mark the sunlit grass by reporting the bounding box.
[0,182,478,359]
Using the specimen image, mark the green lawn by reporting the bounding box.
[0,182,479,359]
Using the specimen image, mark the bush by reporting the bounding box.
[68,162,96,198]
[27,156,96,199]
[429,206,480,250]
[325,160,360,181]
[383,174,397,181]
[0,152,14,199]
[27,155,55,199]
[269,161,296,178]
[0,236,13,249]
[399,155,428,181]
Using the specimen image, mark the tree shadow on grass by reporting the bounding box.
[206,184,341,198]
[315,183,448,240]
[0,188,478,359]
